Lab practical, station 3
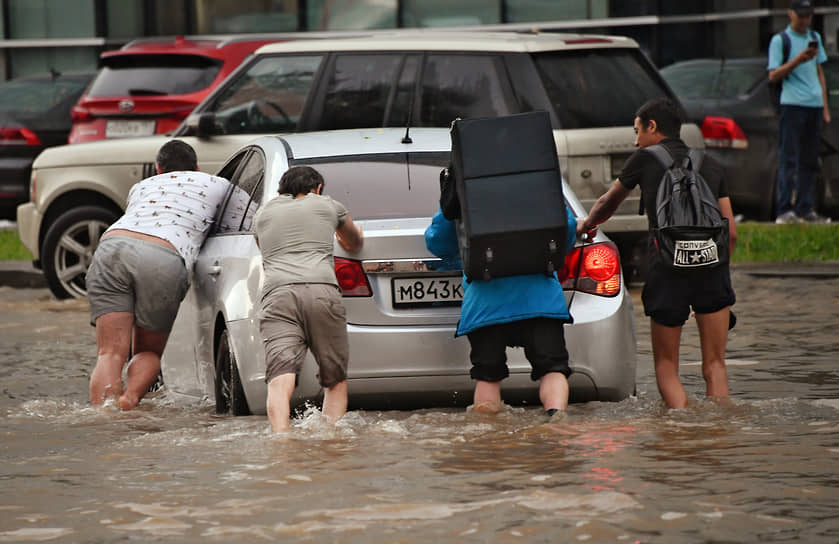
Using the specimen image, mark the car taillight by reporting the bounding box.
[0,127,41,146]
[71,106,91,123]
[701,116,748,149]
[559,241,621,297]
[334,257,372,297]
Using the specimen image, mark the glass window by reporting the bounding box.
[8,47,98,79]
[87,55,222,97]
[507,0,593,22]
[216,149,264,233]
[0,73,91,115]
[660,60,767,101]
[533,49,671,129]
[106,0,144,39]
[419,55,511,127]
[402,0,499,27]
[306,0,396,30]
[194,0,298,33]
[318,54,405,130]
[8,0,95,39]
[207,55,323,134]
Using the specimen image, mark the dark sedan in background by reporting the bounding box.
[0,71,94,219]
[661,57,839,220]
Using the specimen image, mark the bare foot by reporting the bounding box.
[117,393,140,411]
[469,400,505,414]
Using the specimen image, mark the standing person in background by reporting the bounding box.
[577,97,737,409]
[254,166,363,432]
[768,0,832,224]
[86,140,231,410]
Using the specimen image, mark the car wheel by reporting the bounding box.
[214,329,251,416]
[41,205,120,299]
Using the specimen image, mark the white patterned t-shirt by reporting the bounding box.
[106,171,231,270]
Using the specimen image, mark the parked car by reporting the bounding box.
[160,128,636,413]
[19,30,703,299]
[68,35,280,144]
[0,71,94,219]
[660,56,839,220]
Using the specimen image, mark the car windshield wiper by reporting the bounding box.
[127,88,168,96]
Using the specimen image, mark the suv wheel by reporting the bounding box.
[41,205,119,299]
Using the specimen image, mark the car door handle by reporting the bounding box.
[207,265,222,276]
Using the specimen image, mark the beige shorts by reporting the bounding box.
[259,283,349,388]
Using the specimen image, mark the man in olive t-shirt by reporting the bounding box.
[253,166,363,432]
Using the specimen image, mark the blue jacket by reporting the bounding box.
[424,208,577,336]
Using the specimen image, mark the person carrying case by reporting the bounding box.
[447,111,568,282]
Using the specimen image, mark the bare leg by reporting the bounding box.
[650,319,687,409]
[539,372,569,412]
[90,312,133,406]
[322,379,348,424]
[118,326,169,411]
[695,307,731,401]
[266,373,296,432]
[471,380,504,414]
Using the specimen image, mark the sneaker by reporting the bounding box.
[775,211,801,224]
[801,211,832,224]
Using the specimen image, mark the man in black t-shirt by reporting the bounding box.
[577,97,738,409]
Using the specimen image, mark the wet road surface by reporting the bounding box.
[1,269,838,543]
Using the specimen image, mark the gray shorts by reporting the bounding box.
[86,236,189,332]
[259,283,349,388]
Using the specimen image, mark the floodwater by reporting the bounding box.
[1,270,838,543]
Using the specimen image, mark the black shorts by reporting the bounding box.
[466,318,571,382]
[642,262,736,327]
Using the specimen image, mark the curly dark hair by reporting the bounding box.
[156,140,198,173]
[278,166,325,196]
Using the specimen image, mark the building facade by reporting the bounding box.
[2,0,839,80]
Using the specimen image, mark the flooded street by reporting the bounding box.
[1,269,838,543]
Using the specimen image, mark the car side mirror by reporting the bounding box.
[187,112,219,137]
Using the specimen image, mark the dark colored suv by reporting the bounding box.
[0,71,94,219]
[68,36,279,144]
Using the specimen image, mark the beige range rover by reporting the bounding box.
[17,30,702,299]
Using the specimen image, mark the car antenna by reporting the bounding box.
[49,67,61,80]
[402,91,415,144]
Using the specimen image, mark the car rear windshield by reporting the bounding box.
[87,54,223,97]
[0,76,90,114]
[533,49,671,129]
[660,61,766,100]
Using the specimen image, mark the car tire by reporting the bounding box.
[214,329,251,416]
[41,205,120,299]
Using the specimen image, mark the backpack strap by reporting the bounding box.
[644,144,674,169]
[638,144,674,214]
[688,149,703,172]
[781,30,791,66]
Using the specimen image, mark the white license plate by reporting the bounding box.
[392,276,463,307]
[105,120,156,138]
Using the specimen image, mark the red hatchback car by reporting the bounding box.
[68,35,278,144]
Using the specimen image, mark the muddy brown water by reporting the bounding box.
[1,270,838,543]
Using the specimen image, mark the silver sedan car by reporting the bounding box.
[161,128,636,415]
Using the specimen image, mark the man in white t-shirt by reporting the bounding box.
[86,140,231,410]
[253,166,363,432]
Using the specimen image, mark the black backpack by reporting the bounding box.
[645,144,729,270]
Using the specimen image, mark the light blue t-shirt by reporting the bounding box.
[767,26,827,108]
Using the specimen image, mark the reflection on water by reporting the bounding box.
[1,272,839,543]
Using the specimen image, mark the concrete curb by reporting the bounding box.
[0,261,47,289]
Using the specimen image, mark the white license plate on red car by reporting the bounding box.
[392,276,463,307]
[105,120,156,138]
